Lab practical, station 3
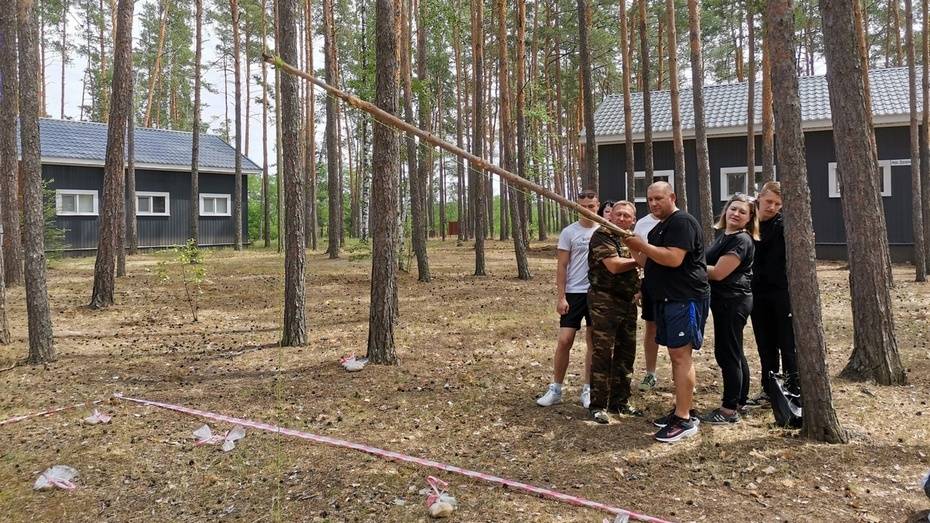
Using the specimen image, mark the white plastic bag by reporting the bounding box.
[34,465,78,491]
[194,424,246,452]
[340,354,368,372]
[83,409,112,425]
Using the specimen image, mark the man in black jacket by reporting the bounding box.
[750,181,799,402]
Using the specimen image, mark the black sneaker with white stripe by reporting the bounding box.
[652,408,701,428]
[654,415,699,443]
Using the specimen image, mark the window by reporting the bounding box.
[56,189,98,216]
[632,170,675,203]
[136,191,170,216]
[200,193,232,216]
[828,161,892,198]
[720,166,770,200]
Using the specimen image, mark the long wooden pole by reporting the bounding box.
[263,53,631,238]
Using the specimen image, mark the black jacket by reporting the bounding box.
[752,213,789,292]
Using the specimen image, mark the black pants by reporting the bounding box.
[712,294,753,410]
[750,288,798,395]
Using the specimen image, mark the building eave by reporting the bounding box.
[40,157,262,175]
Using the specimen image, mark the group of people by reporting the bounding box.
[536,181,798,443]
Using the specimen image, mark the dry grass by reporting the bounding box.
[0,239,928,522]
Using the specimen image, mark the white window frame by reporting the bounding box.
[632,170,675,203]
[55,189,99,216]
[199,193,232,217]
[720,166,761,201]
[136,191,171,216]
[828,161,892,198]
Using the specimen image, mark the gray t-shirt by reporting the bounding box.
[557,221,599,293]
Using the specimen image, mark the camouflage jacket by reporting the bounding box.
[587,226,639,300]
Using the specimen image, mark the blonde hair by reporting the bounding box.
[714,194,760,240]
[758,181,782,199]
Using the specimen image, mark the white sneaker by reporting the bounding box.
[580,384,591,409]
[536,384,563,407]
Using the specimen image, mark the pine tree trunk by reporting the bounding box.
[191,0,203,244]
[905,0,928,281]
[0,5,23,288]
[666,0,686,210]
[60,0,67,119]
[656,14,664,91]
[244,26,251,157]
[453,0,466,242]
[305,0,318,249]
[358,2,370,242]
[746,0,757,192]
[126,87,138,254]
[471,0,487,276]
[765,0,847,444]
[577,0,597,192]
[638,0,654,184]
[923,0,930,267]
[231,0,243,250]
[367,0,400,364]
[761,36,776,183]
[0,214,7,342]
[90,0,133,310]
[144,1,169,128]
[688,0,715,244]
[261,0,270,248]
[412,0,431,282]
[499,0,530,280]
[891,0,904,65]
[516,0,530,249]
[619,1,636,202]
[323,0,341,257]
[820,0,908,386]
[98,0,109,122]
[278,0,307,347]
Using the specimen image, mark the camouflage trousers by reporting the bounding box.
[587,289,637,411]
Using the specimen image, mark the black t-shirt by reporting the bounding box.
[644,210,710,301]
[587,226,639,300]
[706,230,754,299]
[752,213,789,292]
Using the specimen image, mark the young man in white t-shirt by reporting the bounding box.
[536,190,600,408]
[632,209,661,391]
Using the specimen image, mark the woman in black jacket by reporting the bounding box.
[702,194,759,424]
[748,181,799,405]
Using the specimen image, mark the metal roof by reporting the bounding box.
[24,118,262,174]
[586,66,915,144]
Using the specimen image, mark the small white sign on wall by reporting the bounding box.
[889,159,911,167]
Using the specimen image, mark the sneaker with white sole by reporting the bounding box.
[654,415,699,443]
[638,373,657,391]
[536,384,563,407]
[580,384,591,409]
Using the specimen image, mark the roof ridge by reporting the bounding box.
[39,117,226,140]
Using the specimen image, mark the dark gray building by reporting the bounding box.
[586,66,920,261]
[34,118,261,254]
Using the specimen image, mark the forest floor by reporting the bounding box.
[1,239,929,522]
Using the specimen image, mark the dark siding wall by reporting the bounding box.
[597,125,918,257]
[43,164,249,251]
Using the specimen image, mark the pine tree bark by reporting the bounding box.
[231,0,244,250]
[761,35,775,184]
[0,5,23,288]
[746,0,757,193]
[60,0,67,119]
[191,0,203,244]
[323,0,341,258]
[638,0,654,184]
[923,0,930,267]
[305,0,318,249]
[0,215,7,343]
[90,0,133,310]
[18,0,55,363]
[820,0,907,386]
[358,2,370,242]
[577,0,597,192]
[905,0,927,281]
[277,0,307,347]
[453,0,466,242]
[516,0,530,248]
[619,0,636,202]
[765,0,847,444]
[143,1,169,127]
[891,0,904,65]
[499,0,530,280]
[412,0,431,282]
[471,0,487,275]
[688,0,714,244]
[126,85,137,254]
[367,0,401,364]
[666,0,686,210]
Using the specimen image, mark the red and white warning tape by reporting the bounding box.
[114,393,674,523]
[0,400,102,427]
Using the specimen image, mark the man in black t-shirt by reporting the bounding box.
[623,182,709,443]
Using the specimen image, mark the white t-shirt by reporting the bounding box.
[557,221,599,294]
[633,212,661,241]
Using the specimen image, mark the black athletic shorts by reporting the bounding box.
[559,292,591,329]
[640,282,655,322]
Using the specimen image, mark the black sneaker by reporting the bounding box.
[608,403,643,417]
[590,409,610,424]
[652,408,701,428]
[654,415,699,443]
[744,392,770,407]
[700,408,740,425]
